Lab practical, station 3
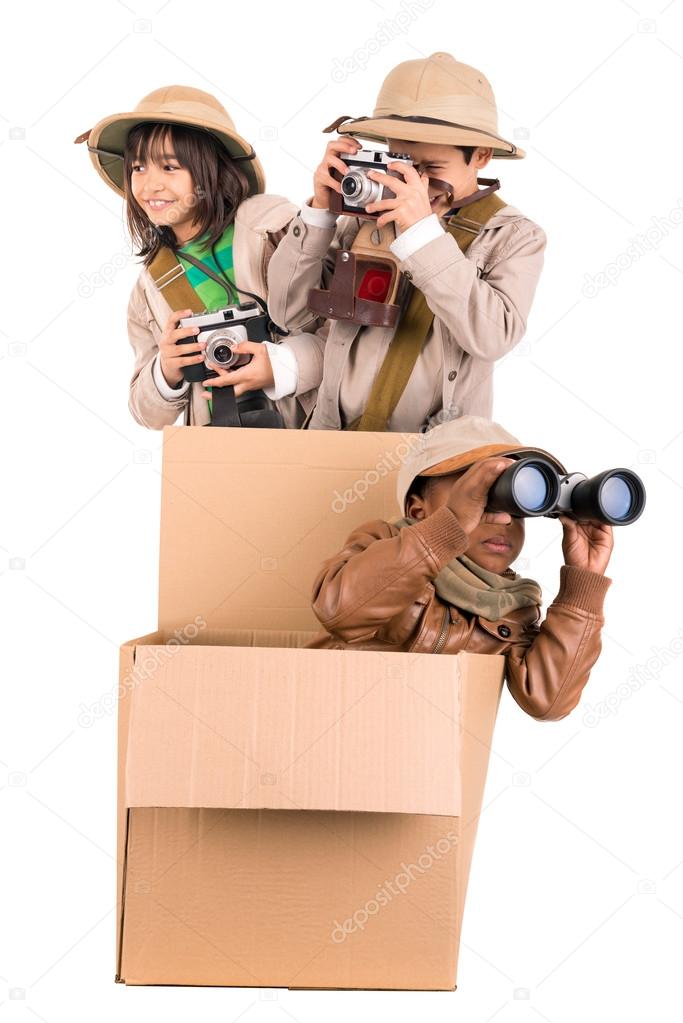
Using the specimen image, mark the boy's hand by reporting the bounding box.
[311,136,361,210]
[158,308,206,388]
[199,341,275,399]
[559,516,614,575]
[365,162,433,231]
[445,457,516,535]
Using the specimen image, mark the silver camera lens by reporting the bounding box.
[204,328,242,369]
[341,169,382,207]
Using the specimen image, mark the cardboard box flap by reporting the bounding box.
[158,426,428,632]
[125,643,466,816]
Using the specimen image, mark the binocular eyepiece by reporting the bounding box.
[485,457,646,525]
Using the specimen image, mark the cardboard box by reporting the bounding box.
[117,426,505,990]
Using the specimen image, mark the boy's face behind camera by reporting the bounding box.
[406,470,525,574]
[386,138,493,217]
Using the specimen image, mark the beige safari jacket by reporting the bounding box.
[266,202,547,431]
[126,194,324,430]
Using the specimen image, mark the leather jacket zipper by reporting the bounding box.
[432,606,450,654]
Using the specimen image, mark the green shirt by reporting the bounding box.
[177,223,237,417]
[177,222,237,311]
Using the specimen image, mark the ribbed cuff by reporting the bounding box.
[555,565,611,615]
[411,505,469,570]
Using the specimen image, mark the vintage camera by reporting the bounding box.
[329,149,413,219]
[485,456,646,525]
[177,303,270,383]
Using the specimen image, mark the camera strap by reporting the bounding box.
[149,245,272,315]
[148,245,206,313]
[210,385,284,428]
[348,184,507,432]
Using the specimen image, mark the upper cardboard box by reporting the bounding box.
[157,425,431,632]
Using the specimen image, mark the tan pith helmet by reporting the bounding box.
[396,416,566,513]
[331,52,524,159]
[74,85,266,198]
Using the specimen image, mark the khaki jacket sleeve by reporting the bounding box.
[263,222,328,409]
[127,278,189,430]
[399,218,547,361]
[311,506,468,644]
[266,210,357,332]
[505,565,611,721]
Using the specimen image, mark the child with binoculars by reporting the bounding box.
[307,417,644,721]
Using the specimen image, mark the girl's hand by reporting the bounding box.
[199,341,275,399]
[158,308,206,388]
[559,516,614,575]
[365,161,433,231]
[311,136,361,210]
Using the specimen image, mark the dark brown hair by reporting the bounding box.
[123,122,250,267]
[455,145,475,165]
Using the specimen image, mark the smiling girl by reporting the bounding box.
[75,85,320,428]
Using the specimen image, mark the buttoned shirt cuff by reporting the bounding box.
[390,213,446,262]
[299,201,338,229]
[262,341,299,400]
[152,353,191,399]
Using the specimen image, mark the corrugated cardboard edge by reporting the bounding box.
[116,631,162,982]
[451,652,506,984]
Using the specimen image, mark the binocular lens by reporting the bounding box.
[512,465,550,512]
[600,473,634,521]
[486,457,560,517]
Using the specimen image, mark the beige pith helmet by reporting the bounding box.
[332,52,524,159]
[396,417,566,513]
[73,85,266,198]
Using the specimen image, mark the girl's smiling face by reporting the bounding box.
[129,131,200,245]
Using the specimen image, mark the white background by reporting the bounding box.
[2,0,683,1019]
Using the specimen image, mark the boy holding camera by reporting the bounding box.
[266,52,547,432]
[307,417,615,721]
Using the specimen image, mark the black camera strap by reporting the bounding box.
[210,384,284,429]
[175,247,263,311]
[210,381,242,427]
[176,246,288,338]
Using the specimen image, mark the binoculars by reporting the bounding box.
[485,457,646,525]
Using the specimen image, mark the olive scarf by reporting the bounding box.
[394,515,543,621]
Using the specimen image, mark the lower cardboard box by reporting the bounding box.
[116,427,505,990]
[117,630,503,990]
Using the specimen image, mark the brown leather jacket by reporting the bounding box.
[307,505,611,721]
